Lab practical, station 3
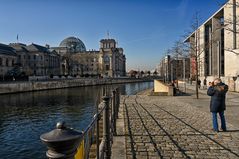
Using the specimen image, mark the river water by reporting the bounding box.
[0,81,153,159]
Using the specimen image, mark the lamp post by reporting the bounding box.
[233,76,237,92]
[171,63,173,83]
[183,58,186,93]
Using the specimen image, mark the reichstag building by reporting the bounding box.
[52,36,126,77]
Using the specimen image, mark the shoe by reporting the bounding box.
[211,128,219,132]
[220,128,227,132]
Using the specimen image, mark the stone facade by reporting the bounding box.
[185,0,239,84]
[157,55,190,82]
[9,43,61,76]
[71,51,100,76]
[9,43,31,76]
[99,39,126,77]
[0,43,17,78]
[53,37,126,77]
[0,36,126,79]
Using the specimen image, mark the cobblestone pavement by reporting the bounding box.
[123,95,239,159]
[178,83,239,127]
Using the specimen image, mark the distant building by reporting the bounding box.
[0,43,17,78]
[184,0,239,84]
[52,36,126,77]
[0,36,126,79]
[25,43,61,76]
[9,43,30,76]
[158,55,190,82]
[158,55,171,82]
[10,43,61,76]
[99,39,126,77]
[171,56,190,80]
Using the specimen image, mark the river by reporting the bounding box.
[0,81,153,159]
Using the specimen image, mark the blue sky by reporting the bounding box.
[0,0,226,71]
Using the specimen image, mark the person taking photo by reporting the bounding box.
[207,78,228,132]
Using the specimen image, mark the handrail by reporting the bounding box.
[40,87,121,159]
[81,103,105,137]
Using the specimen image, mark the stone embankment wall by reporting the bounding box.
[0,78,151,94]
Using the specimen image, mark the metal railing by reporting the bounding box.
[40,88,120,159]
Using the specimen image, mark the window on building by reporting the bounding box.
[6,59,9,66]
[104,56,110,63]
[106,65,110,71]
[12,60,14,66]
[0,58,2,66]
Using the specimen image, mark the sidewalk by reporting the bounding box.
[178,82,239,128]
[111,85,239,159]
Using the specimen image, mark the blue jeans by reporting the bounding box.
[212,111,226,131]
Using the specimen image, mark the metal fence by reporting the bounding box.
[40,88,120,159]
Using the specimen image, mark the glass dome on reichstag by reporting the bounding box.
[59,36,86,52]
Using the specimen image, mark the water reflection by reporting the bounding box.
[0,81,153,159]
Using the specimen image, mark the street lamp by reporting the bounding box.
[183,58,186,93]
[233,76,237,91]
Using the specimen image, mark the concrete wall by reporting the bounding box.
[0,78,152,94]
[154,80,174,96]
[154,80,169,93]
[224,0,239,77]
[186,0,239,85]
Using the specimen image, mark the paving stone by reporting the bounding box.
[121,95,239,159]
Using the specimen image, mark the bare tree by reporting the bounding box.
[62,53,74,76]
[185,8,236,98]
[183,12,203,99]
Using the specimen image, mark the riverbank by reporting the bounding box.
[136,88,153,95]
[0,78,152,94]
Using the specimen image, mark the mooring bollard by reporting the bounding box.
[40,122,83,159]
[102,96,111,159]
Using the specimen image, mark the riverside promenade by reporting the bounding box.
[112,84,239,159]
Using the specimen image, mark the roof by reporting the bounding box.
[26,43,49,53]
[9,43,29,52]
[100,39,116,43]
[184,1,228,43]
[59,36,86,52]
[0,43,17,56]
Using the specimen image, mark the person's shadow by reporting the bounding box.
[221,130,239,133]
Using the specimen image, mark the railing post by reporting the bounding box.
[102,96,111,159]
[115,88,120,119]
[96,111,100,159]
[112,90,116,136]
[40,122,83,159]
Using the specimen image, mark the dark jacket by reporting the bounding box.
[207,82,228,112]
